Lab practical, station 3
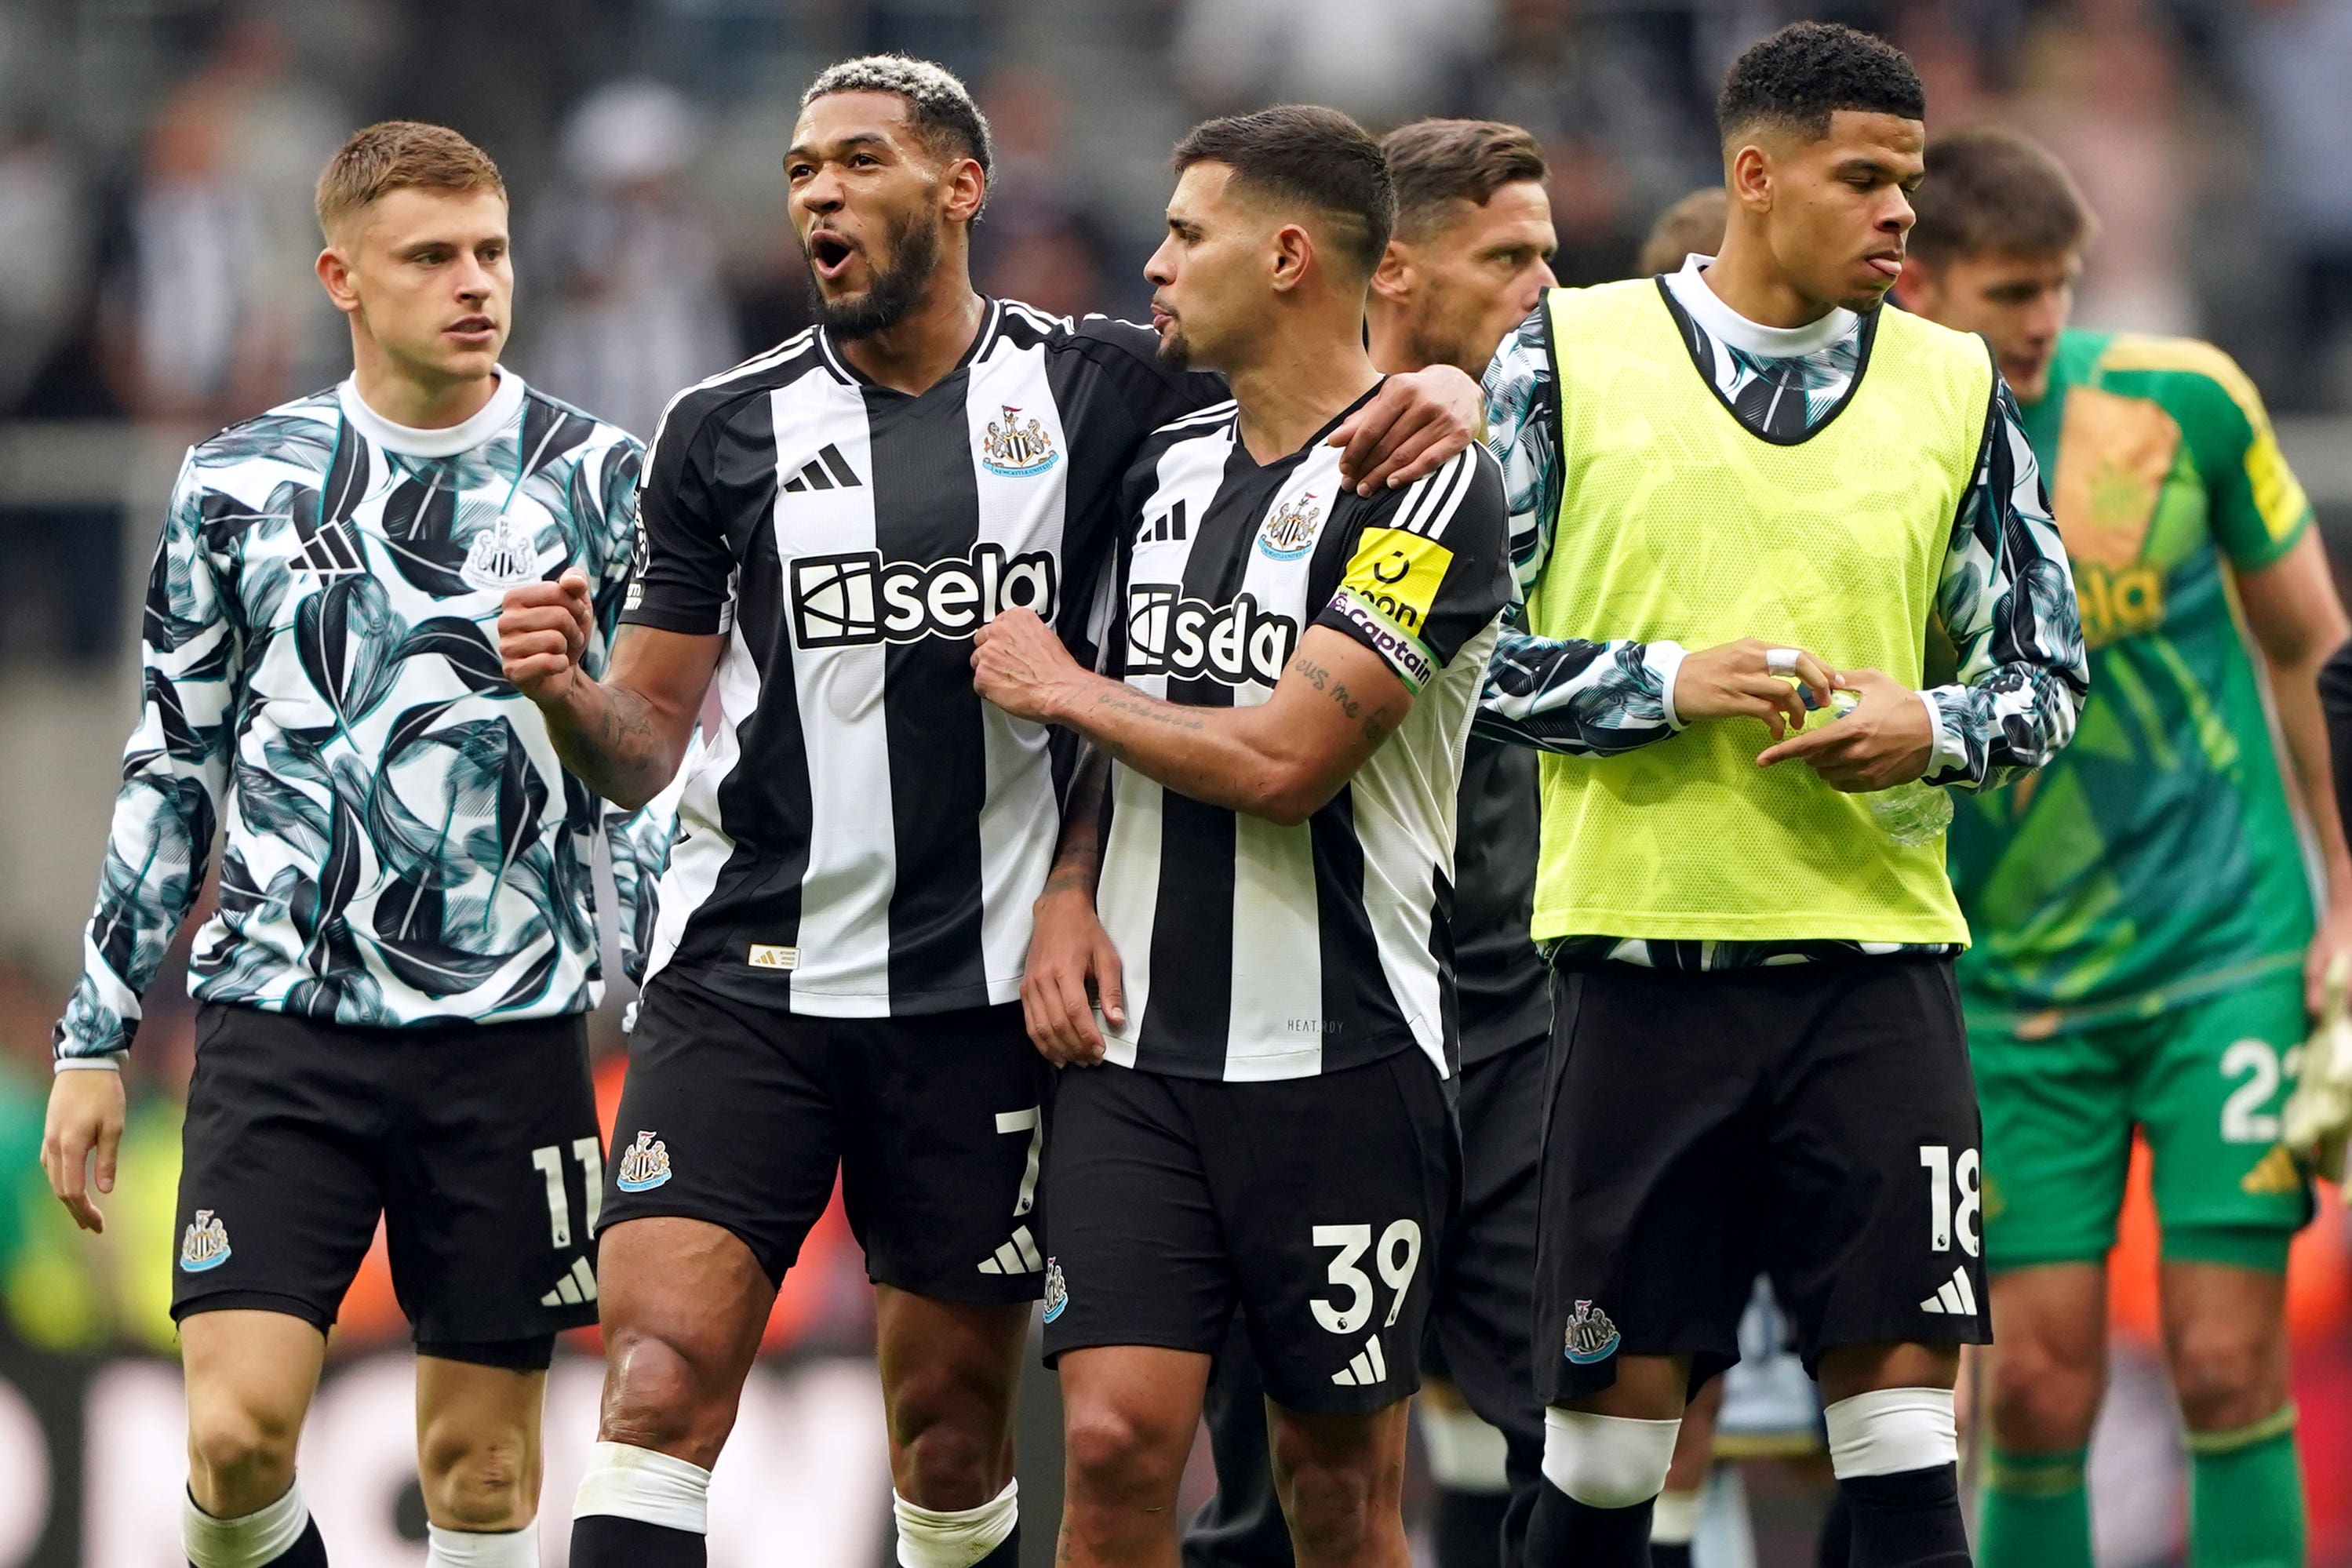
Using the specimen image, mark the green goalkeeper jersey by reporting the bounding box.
[1947,327,2317,1033]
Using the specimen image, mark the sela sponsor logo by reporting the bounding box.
[1563,1299,1622,1365]
[789,544,1059,649]
[461,517,544,590]
[180,1210,231,1273]
[614,1130,674,1193]
[1258,493,1323,560]
[980,405,1059,477]
[1125,585,1298,687]
[1042,1258,1069,1323]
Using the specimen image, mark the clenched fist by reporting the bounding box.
[499,568,594,704]
[972,607,1087,724]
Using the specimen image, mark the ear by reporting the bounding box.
[1369,238,1414,307]
[1269,222,1316,294]
[1728,143,1773,216]
[315,244,361,317]
[944,157,987,226]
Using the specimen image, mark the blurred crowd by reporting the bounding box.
[2,0,2351,442]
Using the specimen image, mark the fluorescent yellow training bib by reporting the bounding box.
[1527,280,1993,945]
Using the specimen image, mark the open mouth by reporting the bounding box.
[809,230,859,281]
[1866,253,1904,281]
[446,315,496,342]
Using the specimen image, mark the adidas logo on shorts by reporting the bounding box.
[1918,1267,1979,1316]
[541,1257,599,1308]
[1331,1335,1389,1387]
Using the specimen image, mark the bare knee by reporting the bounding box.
[2168,1323,2283,1433]
[1271,1409,1405,1565]
[887,1363,1012,1509]
[1063,1400,1190,1510]
[599,1325,740,1469]
[1987,1341,2104,1453]
[186,1395,300,1515]
[419,1421,536,1531]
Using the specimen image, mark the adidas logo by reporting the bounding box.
[1919,1266,1979,1317]
[291,516,364,574]
[1331,1335,1389,1388]
[541,1256,599,1308]
[781,444,862,493]
[978,1224,1044,1276]
[1139,498,1188,544]
[2242,1144,2303,1195]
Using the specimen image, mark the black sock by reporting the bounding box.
[1649,1543,1693,1568]
[570,1514,706,1568]
[220,1516,325,1568]
[976,1527,1020,1566]
[1815,1485,1854,1568]
[1840,1465,1970,1568]
[1525,1476,1653,1568]
[1432,1486,1510,1568]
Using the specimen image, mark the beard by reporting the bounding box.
[805,211,942,341]
[1153,325,1192,371]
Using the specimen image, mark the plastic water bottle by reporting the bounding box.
[1826,689,1953,847]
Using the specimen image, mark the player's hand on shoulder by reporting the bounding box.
[497,567,595,704]
[972,608,1086,724]
[1674,638,1837,742]
[42,1067,126,1235]
[1327,366,1482,497]
[1024,886,1123,1068]
[1756,666,1935,791]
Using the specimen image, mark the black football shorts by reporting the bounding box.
[1535,956,1989,1403]
[600,968,1051,1301]
[173,1002,603,1367]
[1041,1050,1457,1416]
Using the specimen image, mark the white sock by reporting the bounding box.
[1416,1402,1512,1493]
[572,1440,712,1533]
[425,1521,540,1566]
[1822,1387,1958,1479]
[894,1479,1018,1568]
[1540,1407,1681,1510]
[1651,1486,1704,1544]
[184,1481,310,1568]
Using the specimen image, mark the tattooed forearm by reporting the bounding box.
[1043,744,1112,898]
[542,681,685,811]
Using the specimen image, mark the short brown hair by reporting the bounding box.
[315,121,505,238]
[1637,188,1728,277]
[1910,126,2095,265]
[1380,119,1547,243]
[1174,106,1394,278]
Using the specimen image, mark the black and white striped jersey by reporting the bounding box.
[1094,391,1514,1082]
[622,300,1225,1017]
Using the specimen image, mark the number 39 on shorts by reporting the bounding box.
[1310,1220,1423,1335]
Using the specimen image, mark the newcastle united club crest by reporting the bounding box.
[980,406,1059,477]
[614,1130,674,1192]
[1258,493,1321,560]
[180,1210,231,1273]
[1563,1299,1622,1364]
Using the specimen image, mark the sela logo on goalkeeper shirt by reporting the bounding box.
[1124,587,1299,687]
[614,1130,673,1192]
[1563,1299,1622,1364]
[789,545,1059,649]
[180,1210,231,1273]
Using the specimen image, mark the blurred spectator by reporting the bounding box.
[93,17,344,424]
[0,129,85,414]
[974,67,1119,318]
[2012,0,2199,336]
[2241,0,2352,409]
[527,78,739,440]
[1448,0,1714,283]
[1174,0,1498,126]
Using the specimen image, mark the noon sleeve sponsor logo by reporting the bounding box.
[1340,526,1455,638]
[1125,585,1298,686]
[789,545,1058,649]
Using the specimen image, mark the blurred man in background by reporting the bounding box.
[1181,116,1556,1568]
[1904,123,2350,1568]
[43,121,646,1568]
